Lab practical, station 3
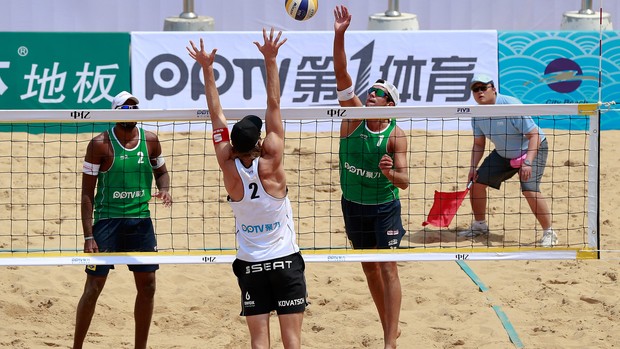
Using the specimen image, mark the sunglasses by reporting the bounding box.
[367,87,390,99]
[471,85,491,93]
[116,105,139,109]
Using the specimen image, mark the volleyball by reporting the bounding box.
[285,0,318,21]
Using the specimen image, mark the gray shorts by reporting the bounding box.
[476,139,548,192]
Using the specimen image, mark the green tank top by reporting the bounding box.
[339,119,400,204]
[94,127,153,223]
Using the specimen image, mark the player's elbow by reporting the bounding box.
[393,174,409,190]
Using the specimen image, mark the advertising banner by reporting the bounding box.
[498,31,620,130]
[0,32,131,110]
[131,31,498,110]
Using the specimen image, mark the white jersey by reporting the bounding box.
[229,157,299,262]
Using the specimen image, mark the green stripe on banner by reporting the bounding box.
[456,260,524,348]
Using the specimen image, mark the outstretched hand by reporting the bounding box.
[253,27,287,59]
[186,38,217,67]
[333,5,352,33]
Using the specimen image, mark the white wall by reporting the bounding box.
[0,0,617,32]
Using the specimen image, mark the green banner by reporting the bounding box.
[0,32,130,109]
[0,32,130,132]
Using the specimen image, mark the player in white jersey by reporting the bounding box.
[229,156,299,262]
[187,28,306,349]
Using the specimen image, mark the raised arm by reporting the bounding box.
[186,39,233,165]
[253,28,287,158]
[333,5,363,138]
[333,5,362,108]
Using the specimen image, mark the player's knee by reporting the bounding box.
[85,275,106,294]
[361,262,381,277]
[137,281,156,298]
[137,287,155,301]
[379,262,399,279]
[134,274,156,297]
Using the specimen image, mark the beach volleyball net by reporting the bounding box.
[0,103,600,265]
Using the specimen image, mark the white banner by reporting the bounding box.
[131,30,498,110]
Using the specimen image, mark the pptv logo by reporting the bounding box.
[534,58,597,93]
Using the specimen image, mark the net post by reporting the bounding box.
[587,107,601,257]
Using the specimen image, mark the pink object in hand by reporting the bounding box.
[510,153,527,168]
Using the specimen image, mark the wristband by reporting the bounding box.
[213,128,230,144]
[84,236,94,241]
[337,85,355,101]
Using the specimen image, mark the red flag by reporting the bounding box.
[422,182,471,227]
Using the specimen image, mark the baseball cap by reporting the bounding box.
[373,79,400,105]
[111,91,139,109]
[231,115,263,153]
[470,74,495,88]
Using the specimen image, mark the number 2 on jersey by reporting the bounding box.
[249,183,260,199]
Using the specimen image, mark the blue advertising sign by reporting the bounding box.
[498,31,620,129]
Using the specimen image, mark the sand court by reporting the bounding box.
[0,127,617,348]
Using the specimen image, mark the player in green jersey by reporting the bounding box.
[333,6,409,349]
[73,91,172,349]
